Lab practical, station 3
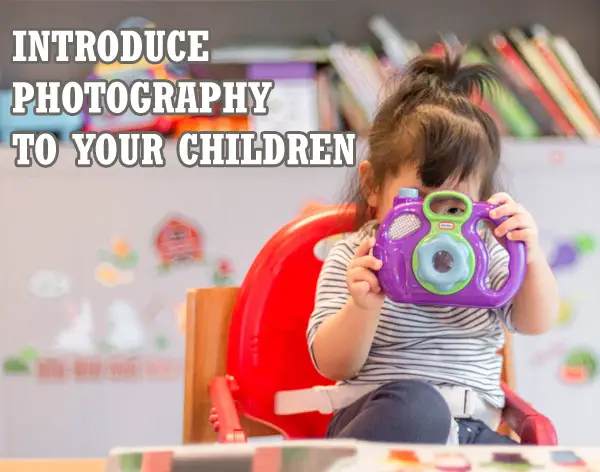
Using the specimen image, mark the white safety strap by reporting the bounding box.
[274,384,379,415]
[274,383,501,430]
[440,386,479,419]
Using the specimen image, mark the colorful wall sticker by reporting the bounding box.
[144,358,182,381]
[154,215,204,273]
[559,348,597,384]
[573,233,596,254]
[95,237,138,287]
[480,452,542,470]
[154,335,169,351]
[72,358,104,382]
[2,347,38,375]
[557,299,575,326]
[52,299,96,355]
[549,232,597,272]
[104,300,145,353]
[95,262,135,287]
[29,270,72,298]
[213,258,234,286]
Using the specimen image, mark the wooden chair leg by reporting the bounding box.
[183,287,239,443]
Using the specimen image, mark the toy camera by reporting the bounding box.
[372,188,526,308]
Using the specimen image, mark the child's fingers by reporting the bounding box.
[348,268,382,293]
[490,202,524,220]
[352,281,371,298]
[349,255,382,271]
[506,229,534,242]
[488,192,514,206]
[494,214,529,238]
[353,237,376,258]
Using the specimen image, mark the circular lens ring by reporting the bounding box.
[432,250,453,273]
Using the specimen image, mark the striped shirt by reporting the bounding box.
[307,221,515,409]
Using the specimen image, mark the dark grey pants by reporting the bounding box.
[325,380,517,445]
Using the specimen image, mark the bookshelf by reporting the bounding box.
[0,0,599,141]
[0,0,598,84]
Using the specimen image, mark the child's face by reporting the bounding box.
[364,164,482,221]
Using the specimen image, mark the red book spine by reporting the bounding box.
[533,39,600,132]
[429,43,509,135]
[490,33,577,136]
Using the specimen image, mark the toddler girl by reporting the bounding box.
[306,45,559,445]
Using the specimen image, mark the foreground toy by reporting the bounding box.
[373,188,526,308]
[105,442,590,472]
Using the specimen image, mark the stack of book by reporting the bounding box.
[315,20,600,139]
[175,19,600,141]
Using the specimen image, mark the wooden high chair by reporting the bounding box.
[183,207,558,445]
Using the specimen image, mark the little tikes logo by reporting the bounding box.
[438,222,454,230]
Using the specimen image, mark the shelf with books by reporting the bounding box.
[310,19,600,141]
[189,18,600,143]
[3,18,599,147]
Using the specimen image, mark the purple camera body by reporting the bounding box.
[372,188,526,308]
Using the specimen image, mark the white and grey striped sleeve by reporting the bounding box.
[487,235,517,333]
[306,239,356,368]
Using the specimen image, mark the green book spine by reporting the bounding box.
[464,48,541,138]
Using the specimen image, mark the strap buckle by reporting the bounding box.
[312,386,334,414]
[462,389,477,418]
[440,386,477,419]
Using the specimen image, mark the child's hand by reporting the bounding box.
[488,192,542,264]
[347,237,386,311]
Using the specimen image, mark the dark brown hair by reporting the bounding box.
[347,43,502,230]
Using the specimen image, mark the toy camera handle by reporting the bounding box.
[468,201,527,306]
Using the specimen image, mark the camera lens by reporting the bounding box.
[433,250,453,273]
